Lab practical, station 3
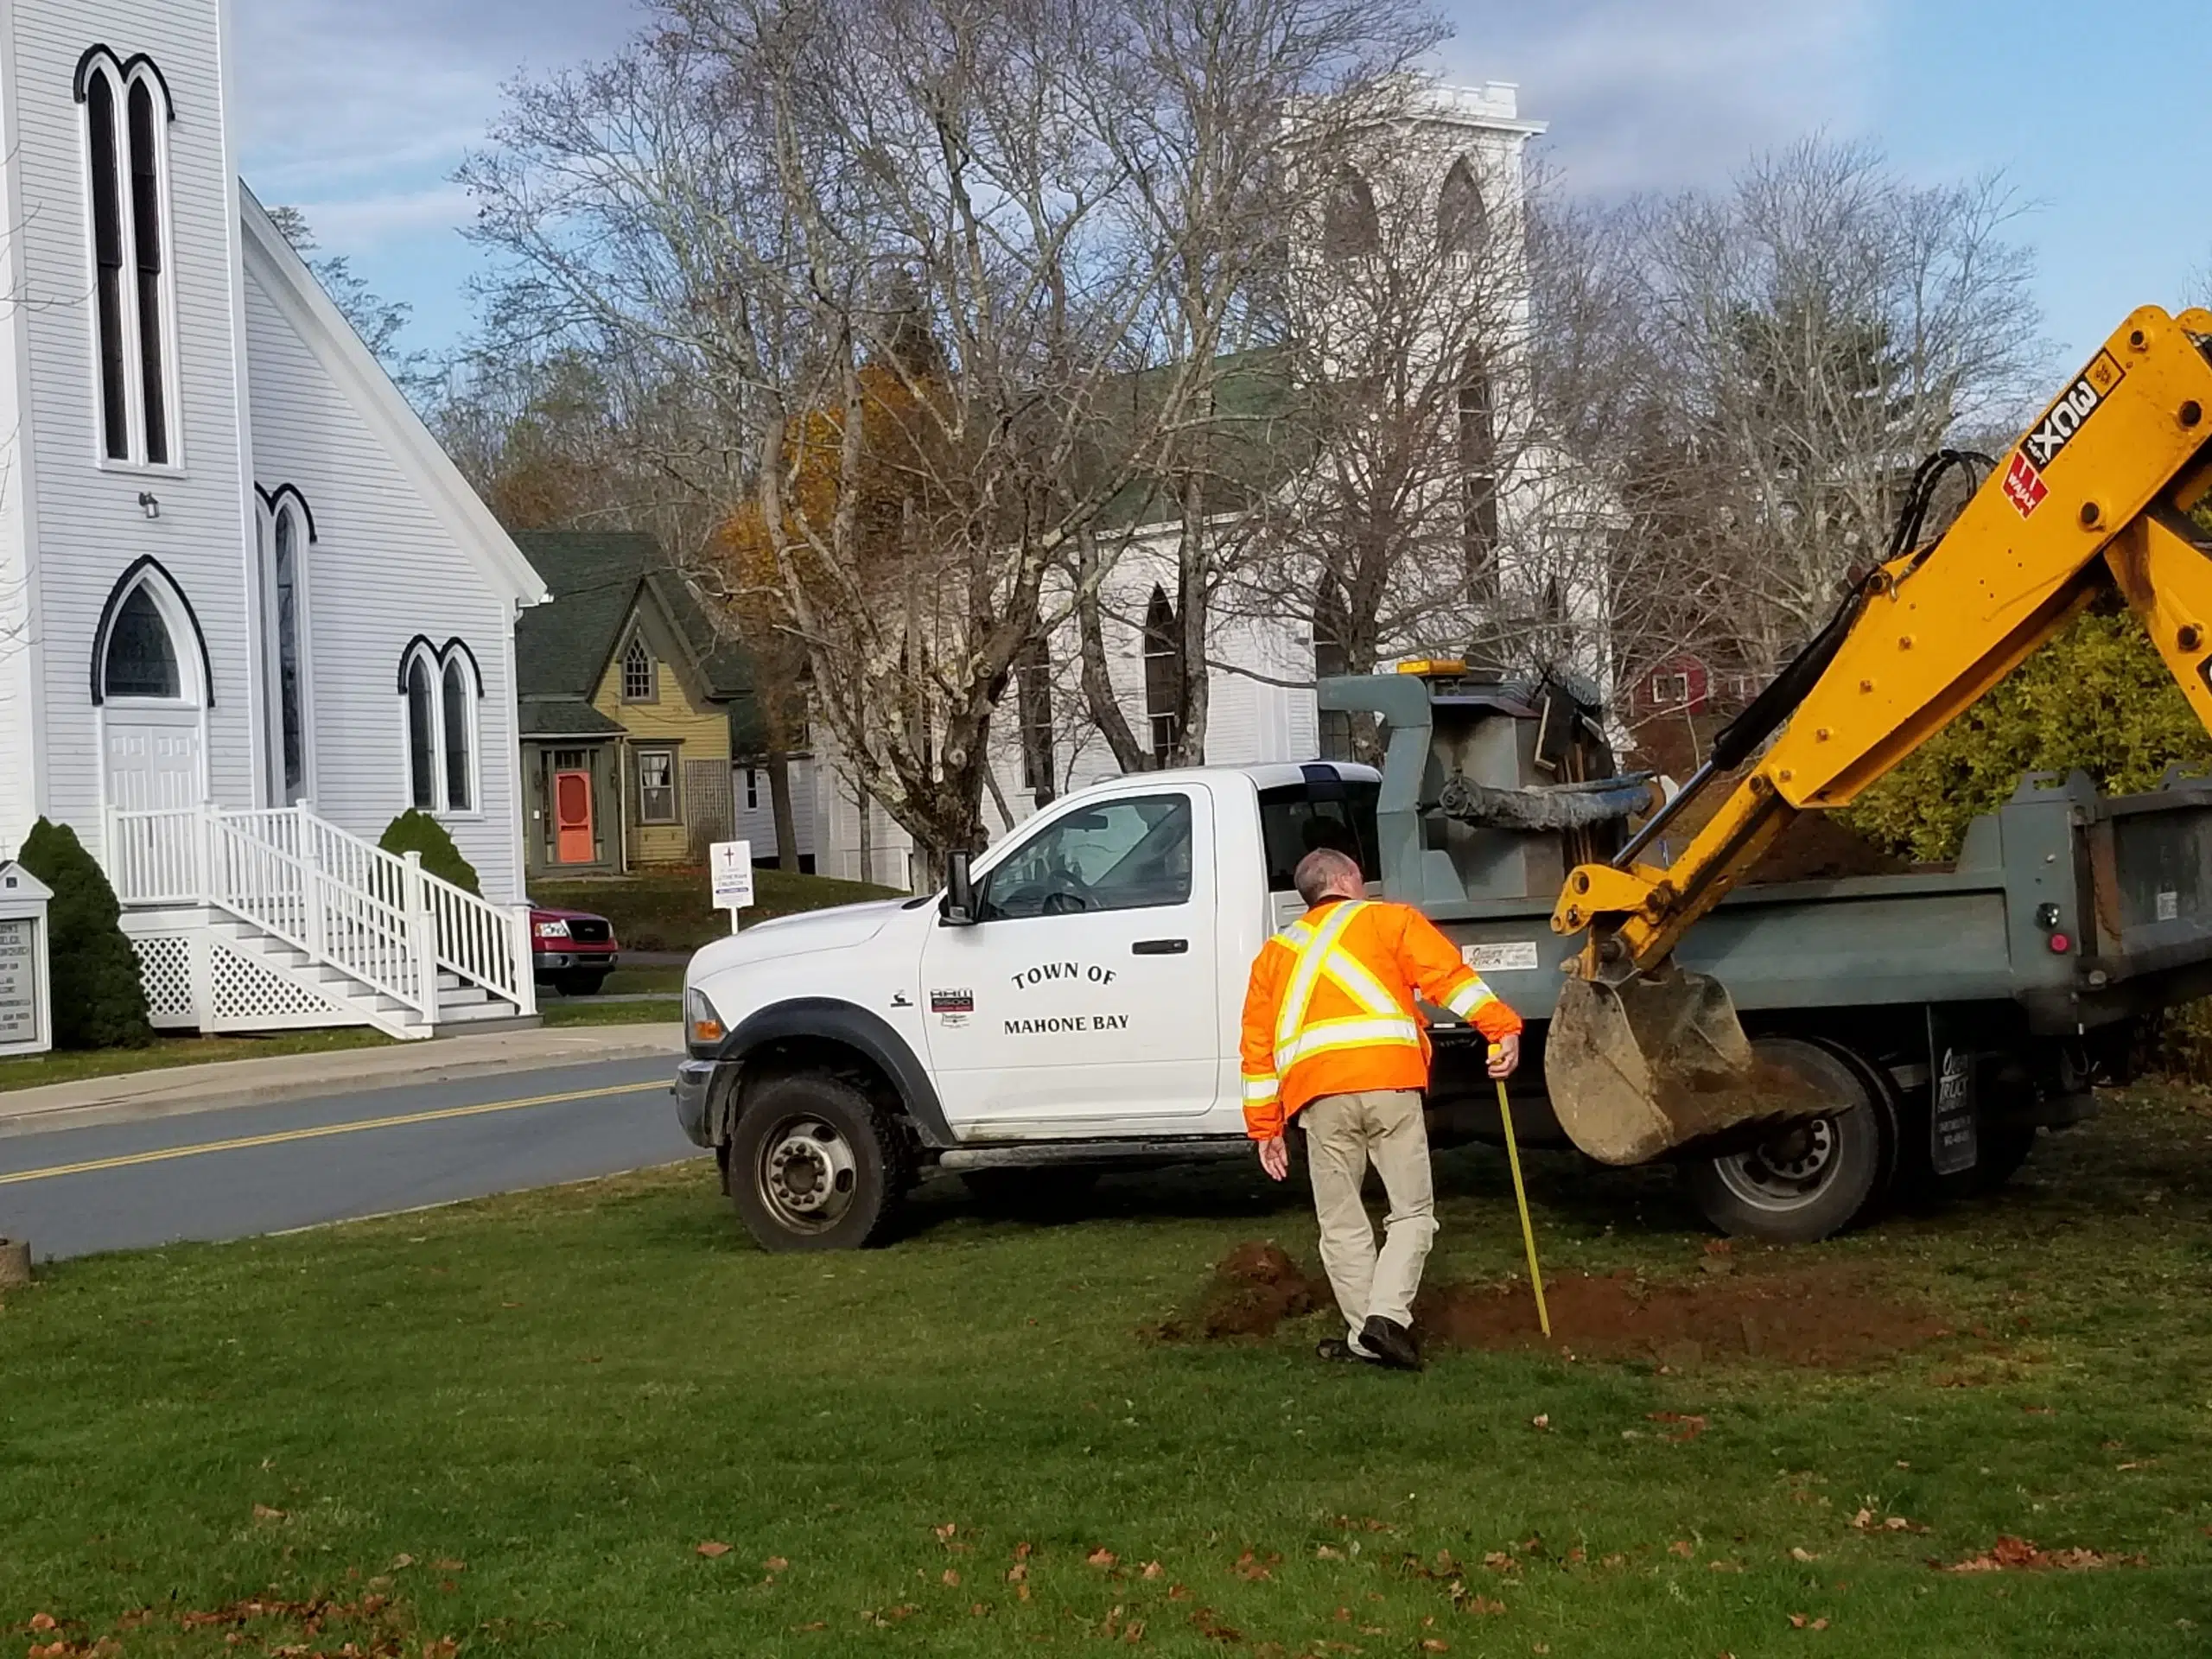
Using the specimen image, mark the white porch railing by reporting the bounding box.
[105,803,537,1027]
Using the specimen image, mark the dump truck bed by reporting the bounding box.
[1414,768,2212,1038]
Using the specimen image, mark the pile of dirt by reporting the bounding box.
[1414,1267,1949,1369]
[1746,812,1911,884]
[1154,1242,1329,1340]
[1157,1243,1952,1369]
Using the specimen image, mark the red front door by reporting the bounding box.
[555,770,595,863]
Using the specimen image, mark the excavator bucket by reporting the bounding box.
[1544,970,1838,1166]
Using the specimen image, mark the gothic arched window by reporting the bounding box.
[1438,158,1488,258]
[76,48,176,467]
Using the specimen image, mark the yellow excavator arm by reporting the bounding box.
[1547,305,2212,1165]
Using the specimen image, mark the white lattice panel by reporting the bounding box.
[207,940,346,1027]
[130,935,195,1025]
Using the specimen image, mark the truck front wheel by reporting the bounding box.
[1683,1036,1891,1244]
[728,1073,909,1252]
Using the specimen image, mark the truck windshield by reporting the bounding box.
[1258,780,1381,895]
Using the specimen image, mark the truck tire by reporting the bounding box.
[728,1073,909,1252]
[962,1166,1101,1219]
[1684,1036,1891,1244]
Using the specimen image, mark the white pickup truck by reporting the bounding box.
[679,667,2187,1253]
[676,760,1402,1249]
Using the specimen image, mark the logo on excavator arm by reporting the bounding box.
[2007,348,2128,518]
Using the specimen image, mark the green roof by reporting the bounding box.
[1090,346,1310,531]
[518,699,626,739]
[511,531,758,707]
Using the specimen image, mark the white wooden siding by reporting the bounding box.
[241,260,525,903]
[6,0,260,850]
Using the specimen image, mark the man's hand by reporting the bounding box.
[1487,1033,1522,1079]
[1257,1135,1290,1181]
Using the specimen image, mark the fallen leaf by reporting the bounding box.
[791,1621,827,1632]
[433,1560,466,1573]
[1006,1563,1027,1584]
[390,1554,416,1571]
[29,1615,57,1632]
[1422,1642,1450,1653]
[1943,1535,2146,1573]
[251,1504,286,1522]
[696,1542,732,1559]
[1707,1560,1743,1573]
[1790,1548,1820,1562]
[1017,1585,1032,1602]
[1142,1560,1164,1579]
[1482,1551,1517,1573]
[1232,1548,1279,1581]
[1315,1546,1343,1560]
[1124,1619,1146,1642]
[1669,1541,1694,1559]
[1014,1541,1033,1561]
[1191,1607,1243,1643]
[971,1603,989,1617]
[935,1522,958,1541]
[1169,1584,1192,1601]
[1531,1414,1550,1430]
[765,1555,790,1570]
[942,1568,961,1586]
[1649,1412,1708,1443]
[1465,1596,1505,1616]
[1089,1548,1119,1568]
[1849,1510,1874,1530]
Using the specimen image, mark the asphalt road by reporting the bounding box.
[0,1056,698,1262]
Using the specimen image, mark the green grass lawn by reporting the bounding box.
[0,1026,394,1093]
[3,1090,2210,1656]
[535,868,900,953]
[537,996,681,1028]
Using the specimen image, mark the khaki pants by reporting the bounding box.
[1300,1089,1436,1344]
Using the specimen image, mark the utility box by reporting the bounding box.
[0,861,54,1058]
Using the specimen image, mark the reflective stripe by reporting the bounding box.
[1444,977,1497,1019]
[1276,1013,1422,1068]
[1243,1076,1281,1103]
[1275,902,1366,1056]
[1321,945,1402,1017]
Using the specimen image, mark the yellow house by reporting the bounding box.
[511,532,757,880]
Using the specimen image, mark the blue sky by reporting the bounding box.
[232,0,2211,372]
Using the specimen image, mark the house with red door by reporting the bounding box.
[510,532,763,883]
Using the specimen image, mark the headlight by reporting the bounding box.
[534,918,571,939]
[685,986,726,1046]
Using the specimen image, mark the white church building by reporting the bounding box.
[763,79,1618,889]
[0,3,548,1036]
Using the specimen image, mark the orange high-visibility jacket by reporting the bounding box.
[1238,899,1522,1140]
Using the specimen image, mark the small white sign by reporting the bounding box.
[1463,940,1541,974]
[710,839,756,921]
[2157,889,2180,923]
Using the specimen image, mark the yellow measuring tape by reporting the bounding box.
[1495,1076,1550,1338]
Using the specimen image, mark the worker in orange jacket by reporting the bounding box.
[1241,846,1522,1370]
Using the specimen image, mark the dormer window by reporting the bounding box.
[75,48,176,468]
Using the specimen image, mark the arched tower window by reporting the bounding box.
[621,634,656,702]
[1142,585,1185,764]
[75,48,176,467]
[1438,157,1487,258]
[1322,168,1379,261]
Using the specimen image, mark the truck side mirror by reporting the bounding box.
[941,850,978,926]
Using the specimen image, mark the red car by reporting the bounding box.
[530,902,620,996]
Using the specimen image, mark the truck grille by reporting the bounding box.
[567,918,613,944]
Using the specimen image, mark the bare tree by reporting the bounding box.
[462,0,1446,873]
[1609,138,2045,681]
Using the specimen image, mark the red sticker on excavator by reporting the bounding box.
[2002,450,2048,518]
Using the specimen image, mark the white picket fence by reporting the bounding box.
[105,803,537,1032]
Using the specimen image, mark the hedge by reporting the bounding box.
[13,818,153,1049]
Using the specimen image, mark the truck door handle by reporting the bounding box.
[1132,938,1189,955]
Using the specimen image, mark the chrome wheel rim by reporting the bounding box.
[756,1116,859,1231]
[1711,1116,1840,1211]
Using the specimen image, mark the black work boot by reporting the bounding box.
[1359,1315,1422,1371]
